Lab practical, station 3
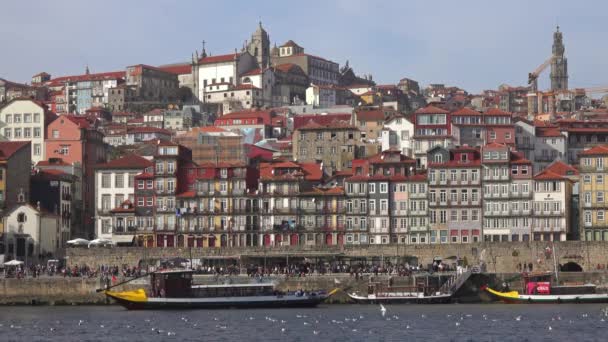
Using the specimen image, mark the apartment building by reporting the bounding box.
[579,145,608,241]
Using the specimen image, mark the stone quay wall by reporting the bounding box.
[66,241,608,273]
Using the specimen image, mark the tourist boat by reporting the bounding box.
[483,272,608,304]
[347,280,452,304]
[105,270,333,310]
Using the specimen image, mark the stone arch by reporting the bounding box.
[560,261,583,272]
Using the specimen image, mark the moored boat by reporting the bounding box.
[483,272,608,304]
[105,269,332,310]
[347,279,453,304]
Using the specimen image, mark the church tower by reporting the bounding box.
[550,26,568,91]
[247,22,270,68]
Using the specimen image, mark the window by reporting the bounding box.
[379,183,388,193]
[584,175,591,184]
[23,113,31,123]
[167,162,175,173]
[598,192,604,203]
[23,128,31,138]
[472,209,479,221]
[115,174,124,188]
[101,174,111,188]
[505,132,511,140]
[33,143,41,156]
[33,127,41,138]
[146,180,153,189]
[146,197,153,206]
[599,211,605,221]
[489,131,496,140]
[598,175,604,185]
[316,146,323,154]
[33,113,40,123]
[137,197,144,206]
[156,161,164,174]
[3,128,10,138]
[14,128,21,138]
[52,129,59,138]
[138,180,145,189]
[14,114,21,123]
[369,184,376,193]
[167,180,175,192]
[5,114,12,123]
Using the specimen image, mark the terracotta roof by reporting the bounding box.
[510,151,532,165]
[36,159,70,167]
[536,126,563,138]
[297,119,354,130]
[216,110,274,125]
[157,63,191,75]
[134,172,154,179]
[96,153,153,169]
[273,63,300,73]
[415,105,449,114]
[451,107,482,116]
[484,142,508,149]
[356,109,385,121]
[293,113,352,130]
[533,170,567,181]
[544,160,579,176]
[64,115,92,129]
[233,83,260,90]
[259,161,322,181]
[484,108,511,116]
[48,71,125,84]
[198,53,239,64]
[580,145,608,156]
[0,141,30,160]
[176,191,196,198]
[127,126,172,135]
[281,40,301,48]
[241,68,263,76]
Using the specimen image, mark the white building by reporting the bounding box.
[194,52,258,103]
[532,161,575,241]
[3,203,60,261]
[306,84,337,108]
[381,114,415,156]
[94,154,153,244]
[0,98,57,165]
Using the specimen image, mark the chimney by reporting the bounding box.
[37,201,41,211]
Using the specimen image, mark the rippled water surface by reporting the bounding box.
[0,304,607,341]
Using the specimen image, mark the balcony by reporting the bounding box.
[113,226,137,234]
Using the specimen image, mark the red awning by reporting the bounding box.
[461,229,469,236]
[450,230,459,236]
[472,229,480,235]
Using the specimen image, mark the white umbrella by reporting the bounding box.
[67,238,90,246]
[4,260,24,266]
[88,238,114,248]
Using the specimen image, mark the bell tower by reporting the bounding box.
[550,26,568,91]
[247,22,270,68]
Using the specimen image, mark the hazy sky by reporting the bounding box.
[1,0,607,93]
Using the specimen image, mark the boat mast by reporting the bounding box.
[552,242,559,284]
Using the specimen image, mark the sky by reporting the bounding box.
[1,0,607,93]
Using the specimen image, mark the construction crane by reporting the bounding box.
[527,56,554,91]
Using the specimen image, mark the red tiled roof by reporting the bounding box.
[536,126,563,138]
[216,110,274,125]
[580,145,608,156]
[176,191,196,198]
[64,115,92,129]
[484,142,508,149]
[234,83,260,90]
[37,159,70,167]
[451,107,482,116]
[134,172,154,179]
[544,160,579,176]
[241,68,263,76]
[127,126,172,135]
[273,63,300,73]
[48,71,125,84]
[281,40,300,48]
[510,151,532,165]
[298,119,354,130]
[198,53,239,64]
[96,153,153,169]
[157,63,191,75]
[484,108,511,116]
[356,109,385,121]
[293,114,352,130]
[415,105,449,114]
[533,170,566,181]
[0,141,30,160]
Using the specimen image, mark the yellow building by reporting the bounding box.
[579,145,608,241]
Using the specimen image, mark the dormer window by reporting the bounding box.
[461,154,468,163]
[433,154,443,163]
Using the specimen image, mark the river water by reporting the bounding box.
[0,304,607,341]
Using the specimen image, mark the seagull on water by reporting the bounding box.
[515,316,522,321]
[380,304,387,317]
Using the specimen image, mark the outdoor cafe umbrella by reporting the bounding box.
[67,238,90,246]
